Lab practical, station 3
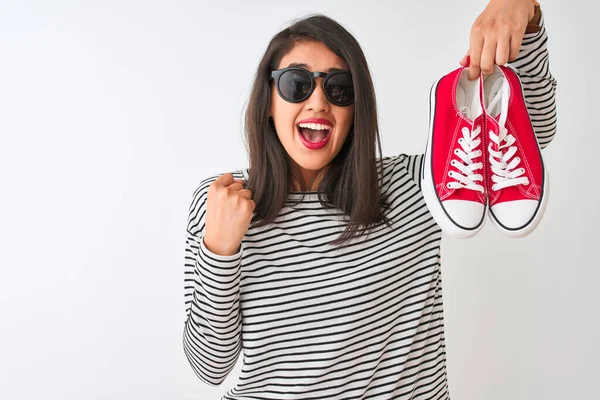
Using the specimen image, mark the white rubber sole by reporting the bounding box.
[488,170,549,238]
[421,76,486,239]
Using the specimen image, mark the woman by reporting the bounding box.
[183,0,557,398]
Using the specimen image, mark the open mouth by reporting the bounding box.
[296,122,332,143]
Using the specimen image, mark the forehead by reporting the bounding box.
[278,41,348,71]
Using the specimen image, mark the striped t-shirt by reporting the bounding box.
[183,14,557,400]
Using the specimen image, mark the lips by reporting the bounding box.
[295,117,334,150]
[297,126,332,150]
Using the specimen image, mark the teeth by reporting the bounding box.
[298,122,332,131]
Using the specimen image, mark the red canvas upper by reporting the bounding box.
[431,66,486,206]
[485,65,544,207]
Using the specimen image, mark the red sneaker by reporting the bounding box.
[422,66,487,238]
[482,64,549,238]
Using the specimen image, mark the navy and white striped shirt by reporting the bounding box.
[183,13,557,400]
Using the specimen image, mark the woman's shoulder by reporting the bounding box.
[377,153,423,180]
[377,153,424,190]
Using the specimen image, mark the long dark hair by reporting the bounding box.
[243,13,393,247]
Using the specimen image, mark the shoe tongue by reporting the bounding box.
[486,75,505,117]
[469,75,482,119]
[459,106,471,117]
[458,68,482,120]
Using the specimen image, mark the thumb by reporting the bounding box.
[459,53,470,67]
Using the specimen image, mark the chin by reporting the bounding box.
[295,158,328,170]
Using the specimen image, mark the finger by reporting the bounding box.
[237,188,253,200]
[480,36,497,77]
[467,65,481,81]
[495,36,510,66]
[468,28,484,80]
[459,52,470,66]
[508,33,522,62]
[227,182,244,192]
[236,178,249,190]
[216,172,234,186]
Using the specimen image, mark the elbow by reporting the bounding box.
[182,336,229,387]
[182,324,239,387]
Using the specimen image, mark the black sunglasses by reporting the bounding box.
[270,66,355,106]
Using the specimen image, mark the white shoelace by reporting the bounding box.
[486,76,530,191]
[447,124,484,192]
[448,77,484,193]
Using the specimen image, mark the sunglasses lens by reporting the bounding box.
[326,72,354,105]
[278,69,312,102]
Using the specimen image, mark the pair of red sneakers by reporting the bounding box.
[422,62,548,238]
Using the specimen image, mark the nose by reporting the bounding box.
[304,77,330,113]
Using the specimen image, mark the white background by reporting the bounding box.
[1,0,598,399]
